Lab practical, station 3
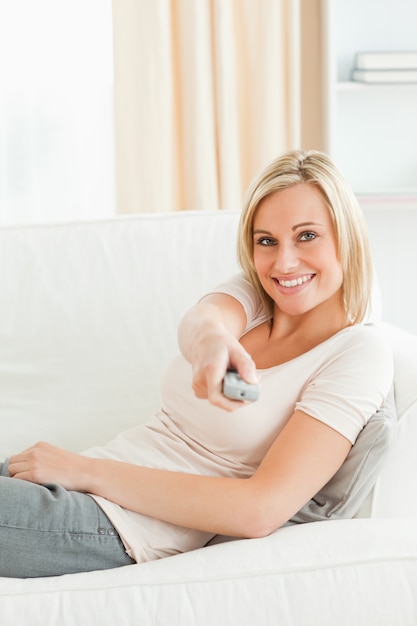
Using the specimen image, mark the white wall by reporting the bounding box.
[363,200,417,335]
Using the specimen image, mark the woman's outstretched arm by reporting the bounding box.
[178,292,258,410]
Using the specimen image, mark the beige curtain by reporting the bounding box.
[112,0,303,214]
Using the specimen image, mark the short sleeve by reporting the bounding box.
[205,273,269,331]
[295,325,394,444]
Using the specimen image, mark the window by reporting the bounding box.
[0,1,115,224]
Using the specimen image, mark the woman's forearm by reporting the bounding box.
[177,301,229,363]
[81,456,264,538]
[8,441,265,538]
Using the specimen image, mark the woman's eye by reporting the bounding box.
[299,231,316,242]
[256,237,276,246]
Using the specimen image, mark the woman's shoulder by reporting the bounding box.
[208,273,269,330]
[327,323,393,366]
[336,322,390,344]
[209,273,255,300]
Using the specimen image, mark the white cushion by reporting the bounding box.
[0,212,241,456]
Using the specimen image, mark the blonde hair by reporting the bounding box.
[237,150,373,324]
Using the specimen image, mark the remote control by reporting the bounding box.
[222,370,260,402]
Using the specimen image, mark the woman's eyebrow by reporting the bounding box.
[253,222,324,235]
[292,222,322,231]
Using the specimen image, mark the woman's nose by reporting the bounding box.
[273,242,299,273]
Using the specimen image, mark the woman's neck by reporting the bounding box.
[241,297,350,369]
[270,298,348,342]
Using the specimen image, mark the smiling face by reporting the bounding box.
[252,183,344,319]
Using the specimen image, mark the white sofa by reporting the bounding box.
[1,210,417,626]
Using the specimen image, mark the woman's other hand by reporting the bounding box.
[8,441,89,491]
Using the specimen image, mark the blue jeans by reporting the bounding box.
[0,461,135,578]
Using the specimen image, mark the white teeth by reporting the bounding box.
[278,275,312,288]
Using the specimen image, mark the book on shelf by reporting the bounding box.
[352,69,417,84]
[355,51,417,70]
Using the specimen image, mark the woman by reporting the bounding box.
[1,150,393,578]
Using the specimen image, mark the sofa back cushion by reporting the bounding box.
[0,212,240,456]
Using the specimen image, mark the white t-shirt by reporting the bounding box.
[84,274,393,563]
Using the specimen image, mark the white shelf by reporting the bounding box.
[325,0,417,198]
[357,194,417,211]
[337,81,417,92]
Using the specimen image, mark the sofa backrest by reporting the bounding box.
[0,211,241,456]
[2,210,417,521]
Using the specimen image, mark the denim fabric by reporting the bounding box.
[0,461,135,578]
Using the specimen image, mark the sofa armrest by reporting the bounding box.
[381,322,417,418]
[368,323,417,517]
